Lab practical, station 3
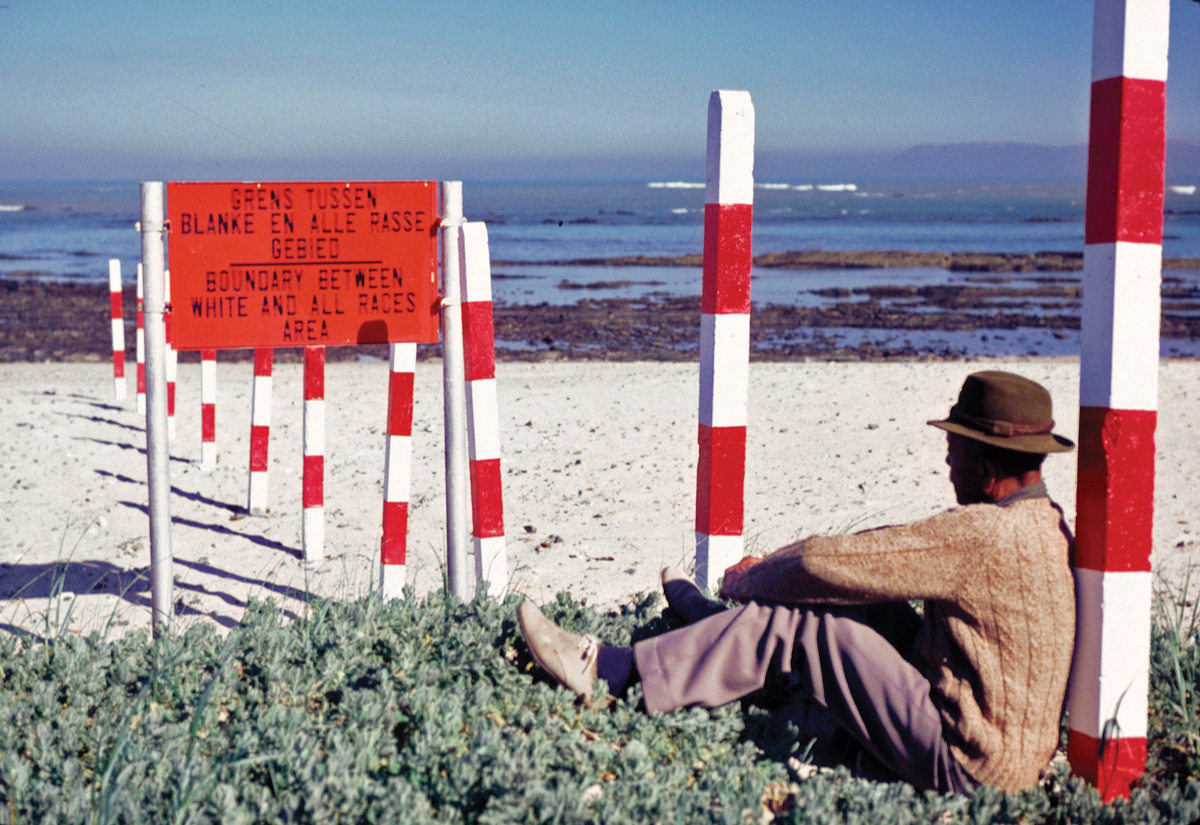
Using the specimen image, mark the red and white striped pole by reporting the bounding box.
[459,222,507,593]
[380,342,416,599]
[136,263,146,415]
[200,349,217,468]
[247,347,273,516]
[694,90,754,591]
[303,346,325,563]
[1068,0,1169,801]
[165,270,177,441]
[108,259,126,400]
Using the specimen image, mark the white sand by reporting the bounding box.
[1,358,1198,641]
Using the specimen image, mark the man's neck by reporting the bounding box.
[986,471,1043,503]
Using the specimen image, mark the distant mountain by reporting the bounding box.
[759,140,1200,184]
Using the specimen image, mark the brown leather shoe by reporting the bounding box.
[517,601,600,702]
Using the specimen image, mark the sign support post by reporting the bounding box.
[140,181,173,636]
[440,181,472,598]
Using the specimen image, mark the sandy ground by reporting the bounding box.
[1,357,1198,642]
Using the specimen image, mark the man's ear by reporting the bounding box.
[979,457,1000,497]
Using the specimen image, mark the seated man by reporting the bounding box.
[518,371,1076,795]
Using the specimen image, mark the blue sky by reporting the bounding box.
[2,0,1198,181]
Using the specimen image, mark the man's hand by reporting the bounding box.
[718,556,763,600]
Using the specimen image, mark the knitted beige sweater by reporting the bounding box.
[725,494,1075,792]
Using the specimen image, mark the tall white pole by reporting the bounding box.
[140,182,173,636]
[440,181,471,597]
[1068,0,1169,800]
[695,90,755,591]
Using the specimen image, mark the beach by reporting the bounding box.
[3,178,1199,641]
[2,354,1198,642]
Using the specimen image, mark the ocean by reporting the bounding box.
[2,179,1198,357]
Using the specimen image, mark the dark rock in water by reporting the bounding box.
[3,258,1197,364]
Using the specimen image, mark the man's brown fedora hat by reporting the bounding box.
[928,371,1075,454]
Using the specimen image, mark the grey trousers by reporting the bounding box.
[632,598,977,794]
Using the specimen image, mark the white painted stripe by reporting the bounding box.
[201,358,217,404]
[302,508,324,564]
[136,327,145,354]
[113,377,127,400]
[459,222,493,302]
[166,347,178,383]
[383,435,412,502]
[705,90,755,207]
[248,471,269,515]
[1080,242,1162,410]
[201,440,217,468]
[474,535,507,594]
[167,415,176,442]
[379,561,406,601]
[251,376,273,426]
[390,341,416,373]
[466,378,501,461]
[694,532,744,593]
[698,313,750,428]
[304,398,325,456]
[1068,568,1152,739]
[111,318,125,351]
[108,259,121,293]
[1091,0,1170,83]
[136,263,143,300]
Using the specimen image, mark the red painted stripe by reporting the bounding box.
[137,363,145,394]
[1085,77,1166,246]
[701,203,753,315]
[695,424,746,535]
[202,404,215,441]
[202,348,216,362]
[381,501,409,565]
[164,311,172,344]
[387,371,415,437]
[167,381,176,416]
[304,346,325,400]
[461,301,497,382]
[1068,729,1147,802]
[136,307,144,330]
[249,425,270,471]
[110,291,123,319]
[469,458,505,538]
[1075,407,1156,572]
[253,347,273,377]
[303,455,324,508]
[112,351,125,377]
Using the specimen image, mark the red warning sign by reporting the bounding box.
[166,181,440,350]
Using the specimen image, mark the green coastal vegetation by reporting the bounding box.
[1,582,1198,824]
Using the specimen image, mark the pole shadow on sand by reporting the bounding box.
[0,556,314,641]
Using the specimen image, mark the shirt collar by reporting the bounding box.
[996,480,1048,507]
